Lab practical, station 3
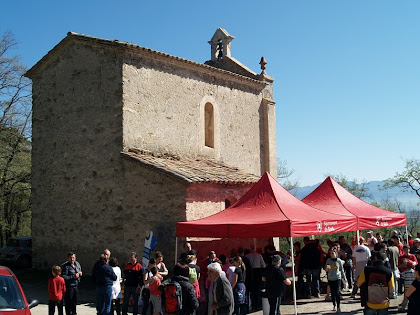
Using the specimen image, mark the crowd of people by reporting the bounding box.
[177,242,291,315]
[293,230,420,314]
[45,231,420,315]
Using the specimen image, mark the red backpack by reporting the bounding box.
[163,281,183,314]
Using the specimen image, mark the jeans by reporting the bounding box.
[49,300,64,315]
[64,286,78,315]
[328,280,341,308]
[304,268,320,295]
[251,268,263,309]
[267,296,281,315]
[363,306,389,314]
[122,286,139,315]
[111,298,121,315]
[96,285,113,315]
[344,265,354,289]
[392,269,399,297]
[297,271,305,296]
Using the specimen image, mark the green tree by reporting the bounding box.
[0,30,32,246]
[385,160,420,235]
[277,159,299,193]
[386,159,420,198]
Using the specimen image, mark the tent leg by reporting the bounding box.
[406,226,409,245]
[356,230,360,244]
[175,237,178,265]
[290,237,298,315]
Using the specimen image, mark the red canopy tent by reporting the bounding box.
[302,176,407,230]
[177,172,358,238]
[176,172,360,315]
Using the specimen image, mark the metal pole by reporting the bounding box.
[175,237,178,265]
[356,230,360,245]
[406,226,409,245]
[290,237,298,315]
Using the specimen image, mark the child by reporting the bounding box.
[142,258,158,315]
[48,265,66,315]
[147,267,162,315]
[399,260,416,311]
[325,248,346,314]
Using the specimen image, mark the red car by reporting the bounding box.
[0,266,38,314]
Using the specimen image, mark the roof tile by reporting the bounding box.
[121,148,259,184]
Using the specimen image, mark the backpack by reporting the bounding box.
[163,280,183,314]
[367,271,389,305]
[188,266,197,284]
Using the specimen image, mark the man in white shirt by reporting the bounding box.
[351,237,371,298]
[366,231,378,251]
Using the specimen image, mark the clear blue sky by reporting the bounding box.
[2,1,419,186]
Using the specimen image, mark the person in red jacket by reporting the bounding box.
[48,265,66,315]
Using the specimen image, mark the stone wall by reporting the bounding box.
[185,182,253,221]
[121,51,269,177]
[30,41,125,270]
[121,158,187,270]
[28,34,278,271]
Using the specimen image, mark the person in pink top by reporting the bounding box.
[48,265,66,315]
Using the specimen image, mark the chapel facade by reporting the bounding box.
[26,28,277,269]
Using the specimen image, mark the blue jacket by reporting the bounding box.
[92,263,117,287]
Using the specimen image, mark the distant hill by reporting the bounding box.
[292,180,420,210]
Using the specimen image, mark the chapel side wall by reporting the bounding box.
[185,183,253,221]
[121,54,266,176]
[121,159,187,270]
[30,42,125,270]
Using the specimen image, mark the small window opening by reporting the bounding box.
[205,102,214,148]
[225,197,237,209]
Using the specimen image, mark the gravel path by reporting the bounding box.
[17,269,404,315]
[28,292,404,315]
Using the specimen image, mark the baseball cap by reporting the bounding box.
[272,254,281,263]
[367,231,373,234]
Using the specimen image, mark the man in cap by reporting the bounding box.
[262,255,291,315]
[366,231,377,251]
[351,237,371,298]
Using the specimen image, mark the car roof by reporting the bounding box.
[0,265,13,276]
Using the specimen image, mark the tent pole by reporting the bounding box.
[290,237,298,315]
[175,237,178,265]
[356,230,360,244]
[406,226,409,245]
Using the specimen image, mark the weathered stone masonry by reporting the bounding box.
[26,29,276,271]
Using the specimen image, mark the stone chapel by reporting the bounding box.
[25,28,277,270]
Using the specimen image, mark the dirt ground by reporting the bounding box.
[28,295,405,315]
[16,269,405,315]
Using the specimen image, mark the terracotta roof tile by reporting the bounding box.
[121,148,259,184]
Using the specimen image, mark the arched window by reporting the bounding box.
[204,102,214,148]
[224,197,237,209]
